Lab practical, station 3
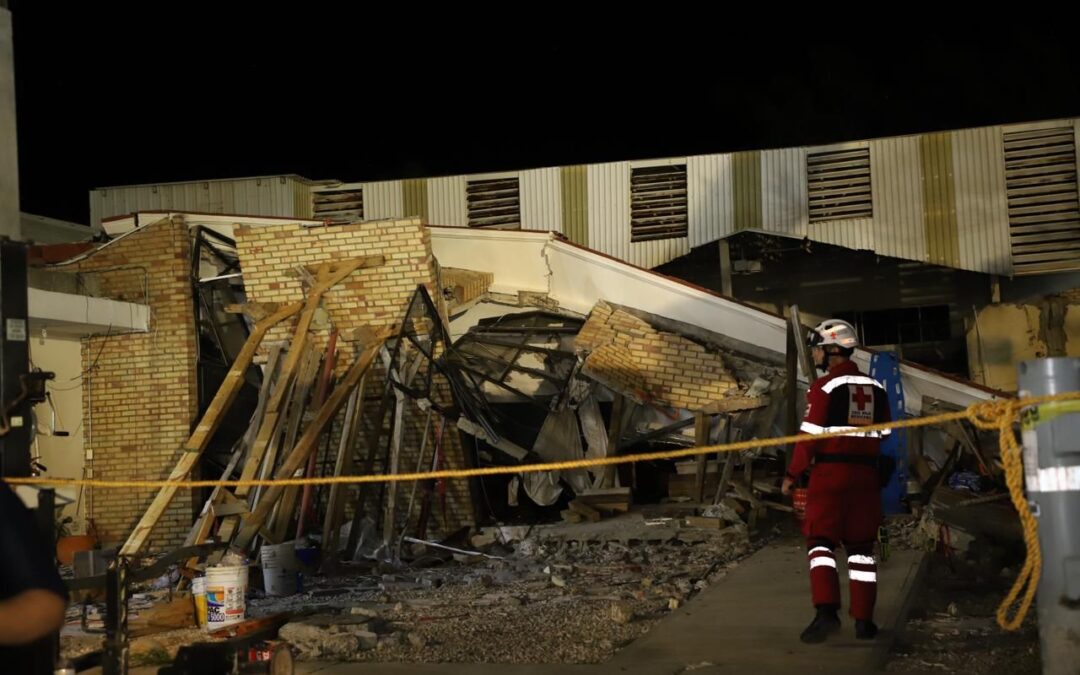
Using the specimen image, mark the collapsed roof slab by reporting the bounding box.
[429,227,1005,416]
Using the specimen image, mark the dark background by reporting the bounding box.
[9,7,1080,225]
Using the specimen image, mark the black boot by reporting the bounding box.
[799,606,841,644]
[855,619,878,640]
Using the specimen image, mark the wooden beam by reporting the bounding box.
[601,395,628,489]
[234,258,370,499]
[699,395,769,415]
[320,381,366,573]
[567,499,602,523]
[300,256,384,279]
[231,340,383,552]
[693,412,710,503]
[381,389,406,553]
[261,349,321,543]
[119,301,302,557]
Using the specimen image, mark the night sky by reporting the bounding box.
[9,7,1080,225]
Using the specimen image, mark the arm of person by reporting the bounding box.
[0,589,67,645]
[782,381,830,495]
[0,484,69,645]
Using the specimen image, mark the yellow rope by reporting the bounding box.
[8,390,1075,631]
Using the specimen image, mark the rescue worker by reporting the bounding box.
[781,319,891,643]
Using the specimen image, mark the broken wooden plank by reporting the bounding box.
[119,301,303,557]
[231,340,384,552]
[297,329,340,541]
[129,593,196,637]
[320,381,366,573]
[568,499,602,523]
[698,395,769,416]
[235,263,355,499]
[260,346,319,530]
[684,516,725,530]
[560,509,583,524]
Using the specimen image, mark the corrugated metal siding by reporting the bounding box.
[921,133,962,268]
[402,178,429,222]
[804,143,874,251]
[561,166,589,246]
[732,152,763,232]
[588,162,631,262]
[520,168,562,233]
[871,136,927,264]
[427,175,468,227]
[688,154,734,247]
[587,162,689,269]
[363,180,404,221]
[761,148,807,238]
[953,126,1011,275]
[90,176,308,227]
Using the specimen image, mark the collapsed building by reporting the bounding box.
[26,211,999,550]
[20,210,1022,670]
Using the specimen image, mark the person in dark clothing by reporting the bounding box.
[0,481,69,674]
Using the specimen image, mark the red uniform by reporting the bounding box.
[787,360,891,621]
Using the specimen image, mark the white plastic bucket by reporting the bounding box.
[261,543,300,596]
[191,576,209,629]
[205,565,248,629]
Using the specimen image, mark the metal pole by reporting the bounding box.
[1017,357,1080,675]
[102,557,129,675]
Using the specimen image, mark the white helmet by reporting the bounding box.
[808,319,859,350]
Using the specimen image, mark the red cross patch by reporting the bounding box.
[848,385,874,426]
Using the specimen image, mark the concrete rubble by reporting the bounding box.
[247,514,753,664]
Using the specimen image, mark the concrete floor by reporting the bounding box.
[283,542,926,675]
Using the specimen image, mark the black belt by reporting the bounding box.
[814,453,879,467]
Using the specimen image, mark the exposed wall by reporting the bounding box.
[234,217,475,537]
[75,217,198,549]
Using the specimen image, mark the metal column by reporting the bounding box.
[1018,357,1080,675]
[0,238,30,476]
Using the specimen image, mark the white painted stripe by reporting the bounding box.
[1028,466,1080,493]
[849,570,877,583]
[810,557,837,570]
[800,422,891,438]
[848,555,875,565]
[821,375,886,394]
[808,546,833,556]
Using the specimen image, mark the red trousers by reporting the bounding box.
[803,474,880,621]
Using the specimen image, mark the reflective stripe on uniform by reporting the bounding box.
[821,375,886,394]
[800,421,891,438]
[849,569,877,583]
[848,554,875,566]
[810,557,837,570]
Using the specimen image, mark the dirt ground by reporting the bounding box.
[885,548,1039,673]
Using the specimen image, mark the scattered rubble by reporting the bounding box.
[887,558,1039,674]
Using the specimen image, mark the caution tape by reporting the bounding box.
[8,389,1077,632]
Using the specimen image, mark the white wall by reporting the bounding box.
[31,337,87,533]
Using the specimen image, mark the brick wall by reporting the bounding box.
[234,218,475,538]
[576,301,738,411]
[441,267,493,312]
[77,216,199,550]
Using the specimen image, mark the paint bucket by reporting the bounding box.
[206,565,248,629]
[191,576,209,629]
[260,543,300,596]
[793,488,809,521]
